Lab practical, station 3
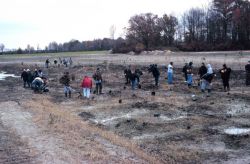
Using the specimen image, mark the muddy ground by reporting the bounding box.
[0,51,250,163]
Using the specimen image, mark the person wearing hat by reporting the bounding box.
[219,64,232,92]
[92,68,103,94]
[246,61,250,86]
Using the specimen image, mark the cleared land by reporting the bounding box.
[0,50,250,163]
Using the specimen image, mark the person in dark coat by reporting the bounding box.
[21,69,28,88]
[124,66,132,84]
[245,61,250,86]
[93,68,103,94]
[182,63,188,82]
[45,58,50,68]
[26,69,33,88]
[219,64,232,92]
[59,72,72,98]
[198,63,207,86]
[135,68,143,84]
[149,64,160,86]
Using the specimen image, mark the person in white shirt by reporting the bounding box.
[167,62,174,84]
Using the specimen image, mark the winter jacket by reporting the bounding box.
[81,76,92,88]
[21,71,28,81]
[27,71,33,83]
[124,69,132,77]
[199,66,207,78]
[220,67,231,80]
[59,75,70,86]
[93,71,102,81]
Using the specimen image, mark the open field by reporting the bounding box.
[0,51,250,163]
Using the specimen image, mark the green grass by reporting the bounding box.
[0,50,108,58]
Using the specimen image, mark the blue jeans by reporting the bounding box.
[168,72,173,84]
[201,80,211,92]
[131,79,137,90]
[187,74,193,86]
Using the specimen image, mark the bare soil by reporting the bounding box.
[0,51,250,163]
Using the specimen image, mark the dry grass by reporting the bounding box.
[21,95,165,163]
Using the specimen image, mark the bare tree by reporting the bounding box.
[127,13,161,49]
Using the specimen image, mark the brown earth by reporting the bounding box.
[0,51,250,163]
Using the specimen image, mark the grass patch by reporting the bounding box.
[0,50,107,58]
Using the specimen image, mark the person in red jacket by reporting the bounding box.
[81,76,92,98]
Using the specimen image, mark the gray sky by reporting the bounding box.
[0,0,211,49]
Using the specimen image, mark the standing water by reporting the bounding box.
[0,71,19,80]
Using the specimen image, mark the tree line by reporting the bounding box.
[114,0,250,52]
[1,0,249,55]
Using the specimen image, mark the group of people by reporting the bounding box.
[21,69,48,93]
[22,60,250,98]
[124,67,143,90]
[123,60,250,94]
[59,68,103,99]
[45,57,73,68]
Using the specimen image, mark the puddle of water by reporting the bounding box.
[224,127,250,135]
[0,71,19,80]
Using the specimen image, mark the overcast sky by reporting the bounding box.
[0,0,211,49]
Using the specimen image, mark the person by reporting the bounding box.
[81,76,92,99]
[69,57,73,66]
[135,68,143,85]
[198,62,207,86]
[31,77,46,93]
[59,72,72,98]
[182,63,188,82]
[33,69,39,79]
[45,58,50,68]
[219,64,232,92]
[187,62,193,87]
[27,69,33,88]
[38,70,43,78]
[63,58,68,67]
[124,66,132,84]
[148,64,160,86]
[167,62,174,84]
[93,68,103,94]
[245,61,250,86]
[130,71,138,90]
[54,59,58,65]
[21,69,28,88]
[201,64,214,94]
